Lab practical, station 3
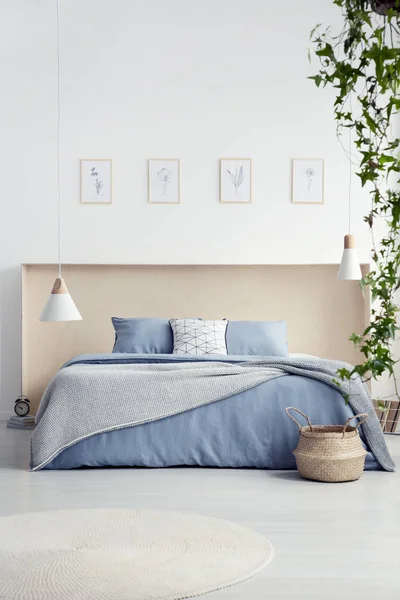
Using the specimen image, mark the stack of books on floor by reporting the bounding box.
[7,415,36,430]
[374,399,400,434]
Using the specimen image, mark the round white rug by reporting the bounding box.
[0,508,273,599]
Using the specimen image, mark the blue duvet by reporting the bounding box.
[44,354,380,470]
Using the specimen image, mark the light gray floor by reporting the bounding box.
[0,426,399,599]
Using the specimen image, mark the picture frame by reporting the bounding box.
[148,159,181,204]
[220,158,252,204]
[80,159,113,204]
[292,158,324,205]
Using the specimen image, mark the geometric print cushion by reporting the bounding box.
[169,319,228,356]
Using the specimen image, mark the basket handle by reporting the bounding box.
[342,413,369,437]
[285,407,313,431]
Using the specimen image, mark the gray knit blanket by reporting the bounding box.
[30,356,395,471]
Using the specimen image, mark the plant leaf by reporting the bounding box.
[227,169,237,186]
[237,166,243,187]
[377,401,390,412]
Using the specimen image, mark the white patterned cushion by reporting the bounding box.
[169,319,228,356]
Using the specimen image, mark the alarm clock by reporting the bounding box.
[14,395,30,417]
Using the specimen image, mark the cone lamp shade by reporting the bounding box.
[338,235,362,281]
[40,278,82,322]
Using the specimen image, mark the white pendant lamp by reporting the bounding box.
[337,95,362,281]
[40,0,82,322]
[40,278,82,322]
[338,234,362,280]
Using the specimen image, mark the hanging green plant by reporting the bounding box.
[310,0,400,410]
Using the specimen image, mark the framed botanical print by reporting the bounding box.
[148,159,180,204]
[292,158,324,204]
[220,158,252,203]
[80,159,112,204]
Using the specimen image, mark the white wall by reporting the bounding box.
[0,0,378,416]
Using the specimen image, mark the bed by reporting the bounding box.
[30,352,395,472]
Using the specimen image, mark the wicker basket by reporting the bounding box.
[285,407,368,483]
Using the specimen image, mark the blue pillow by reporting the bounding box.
[112,317,173,354]
[226,320,288,356]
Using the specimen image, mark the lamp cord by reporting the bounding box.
[56,0,62,279]
[348,93,352,235]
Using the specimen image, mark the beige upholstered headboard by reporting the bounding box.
[22,263,369,411]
